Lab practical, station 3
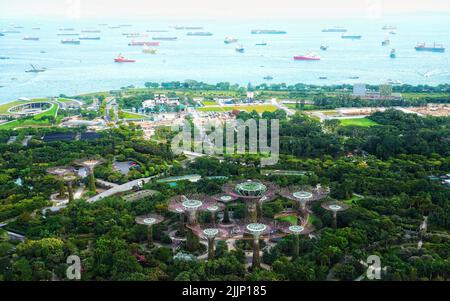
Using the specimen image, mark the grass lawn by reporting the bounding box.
[0,98,50,114]
[197,104,277,113]
[286,103,317,110]
[201,101,217,106]
[0,102,58,130]
[339,118,379,127]
[276,214,298,225]
[119,110,148,119]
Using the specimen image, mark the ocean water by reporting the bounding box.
[0,14,450,103]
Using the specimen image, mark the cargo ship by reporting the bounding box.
[0,33,4,36]
[152,36,177,41]
[263,76,273,80]
[128,40,160,46]
[235,44,244,53]
[187,32,213,36]
[23,36,39,41]
[114,54,135,63]
[322,27,347,33]
[414,42,445,53]
[390,49,396,58]
[59,27,75,31]
[256,42,267,46]
[79,36,101,40]
[382,39,390,46]
[251,29,287,34]
[32,27,41,30]
[2,30,21,34]
[293,53,321,61]
[147,30,169,33]
[342,34,362,39]
[320,45,328,51]
[224,37,238,44]
[61,39,80,44]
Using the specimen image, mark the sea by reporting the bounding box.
[1,14,450,103]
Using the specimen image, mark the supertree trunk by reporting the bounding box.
[292,234,299,260]
[332,211,337,229]
[222,205,230,223]
[58,181,65,198]
[147,226,153,248]
[252,238,261,269]
[88,170,96,192]
[67,181,74,203]
[210,211,216,226]
[207,237,215,260]
[246,201,258,223]
[179,214,185,236]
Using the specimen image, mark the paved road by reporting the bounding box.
[87,176,156,202]
[271,98,295,116]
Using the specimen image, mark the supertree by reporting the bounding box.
[280,224,314,260]
[135,214,164,248]
[321,201,350,229]
[245,223,271,269]
[211,193,238,224]
[46,167,77,200]
[168,194,220,252]
[279,184,329,217]
[190,225,229,260]
[206,203,225,226]
[74,158,105,192]
[61,173,80,202]
[223,180,278,223]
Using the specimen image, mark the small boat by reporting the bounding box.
[0,56,10,59]
[390,49,396,58]
[382,39,390,46]
[32,27,41,30]
[147,30,169,33]
[342,35,362,39]
[263,76,273,80]
[293,52,321,61]
[59,27,75,31]
[174,26,203,30]
[224,37,238,44]
[23,36,39,41]
[235,44,244,53]
[320,45,328,51]
[25,64,46,73]
[256,42,267,46]
[0,33,4,36]
[348,76,359,79]
[79,36,101,40]
[389,31,397,35]
[319,76,327,79]
[114,54,136,63]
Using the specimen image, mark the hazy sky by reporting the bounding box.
[1,0,450,20]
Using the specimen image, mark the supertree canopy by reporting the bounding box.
[321,200,350,229]
[47,167,77,200]
[279,184,329,216]
[223,180,278,223]
[211,193,239,224]
[168,194,219,226]
[135,214,165,247]
[74,157,105,192]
